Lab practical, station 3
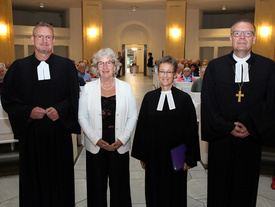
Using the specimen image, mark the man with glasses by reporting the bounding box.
[201,19,275,206]
[1,22,80,207]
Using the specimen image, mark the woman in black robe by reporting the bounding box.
[131,56,200,207]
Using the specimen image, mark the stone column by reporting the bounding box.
[253,0,275,60]
[166,0,186,59]
[82,0,102,60]
[0,0,15,63]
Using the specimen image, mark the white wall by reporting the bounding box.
[102,9,166,62]
[199,28,232,60]
[13,8,238,63]
[68,8,82,62]
[14,26,70,58]
[186,9,201,60]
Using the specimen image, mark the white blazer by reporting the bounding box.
[78,78,138,154]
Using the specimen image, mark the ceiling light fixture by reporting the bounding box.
[132,6,136,12]
[222,5,226,11]
[40,2,44,8]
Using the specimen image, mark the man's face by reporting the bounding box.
[78,63,86,73]
[183,70,191,77]
[230,22,256,56]
[31,26,55,55]
[83,60,88,66]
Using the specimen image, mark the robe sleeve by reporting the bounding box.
[237,60,275,146]
[180,93,201,167]
[52,60,80,134]
[201,60,236,142]
[131,93,149,163]
[1,60,34,139]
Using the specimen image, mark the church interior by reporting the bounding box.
[0,0,275,206]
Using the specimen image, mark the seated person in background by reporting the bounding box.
[190,63,200,77]
[175,63,184,80]
[83,59,91,73]
[196,59,201,68]
[78,77,86,86]
[191,66,206,92]
[0,63,7,95]
[184,62,190,68]
[182,67,195,82]
[78,62,92,82]
[202,59,209,67]
[5,61,10,70]
[154,60,159,73]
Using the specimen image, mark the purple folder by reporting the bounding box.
[170,144,187,171]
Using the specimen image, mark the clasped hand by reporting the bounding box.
[96,139,123,151]
[231,121,250,138]
[30,106,59,121]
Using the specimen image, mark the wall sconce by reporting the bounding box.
[0,24,7,35]
[171,28,180,38]
[88,28,97,38]
[260,26,270,37]
[132,48,137,51]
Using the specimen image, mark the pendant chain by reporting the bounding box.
[233,64,251,102]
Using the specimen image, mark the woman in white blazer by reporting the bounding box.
[78,48,137,207]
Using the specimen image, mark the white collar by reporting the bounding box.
[37,61,51,81]
[157,90,176,111]
[233,53,251,63]
[233,54,250,83]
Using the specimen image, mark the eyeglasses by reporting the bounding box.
[159,70,174,75]
[97,61,113,68]
[231,30,254,37]
[35,35,54,41]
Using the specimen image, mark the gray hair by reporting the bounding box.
[183,67,191,72]
[0,63,7,71]
[231,19,256,35]
[33,22,55,37]
[178,63,184,69]
[158,56,178,72]
[92,48,120,77]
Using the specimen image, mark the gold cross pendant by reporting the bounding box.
[236,90,244,102]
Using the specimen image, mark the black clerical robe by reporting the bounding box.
[201,51,275,207]
[131,87,200,207]
[1,53,80,207]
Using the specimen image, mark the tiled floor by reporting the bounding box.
[0,73,275,207]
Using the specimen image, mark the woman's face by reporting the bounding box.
[190,65,195,72]
[176,67,182,73]
[158,63,175,89]
[183,70,191,77]
[97,55,115,79]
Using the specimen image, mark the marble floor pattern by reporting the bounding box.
[1,73,275,207]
